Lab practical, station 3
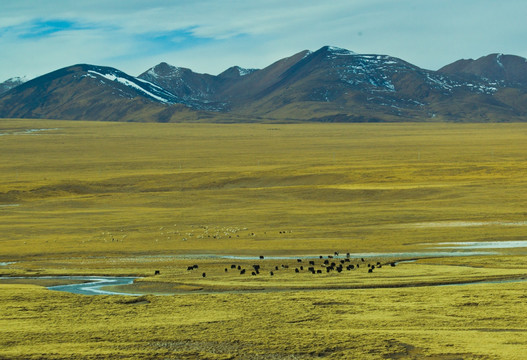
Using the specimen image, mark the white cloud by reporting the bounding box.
[1,0,527,81]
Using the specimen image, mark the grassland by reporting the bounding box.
[1,119,527,359]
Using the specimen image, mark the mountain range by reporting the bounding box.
[1,46,527,122]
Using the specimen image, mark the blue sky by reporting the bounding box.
[1,0,527,81]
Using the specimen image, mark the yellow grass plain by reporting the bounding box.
[1,119,527,359]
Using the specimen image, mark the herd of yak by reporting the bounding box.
[173,252,398,278]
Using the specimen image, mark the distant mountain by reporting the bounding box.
[137,62,259,111]
[1,46,527,122]
[439,53,527,86]
[0,64,198,121]
[0,76,26,95]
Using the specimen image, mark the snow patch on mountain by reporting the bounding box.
[147,64,183,79]
[88,70,175,104]
[425,72,498,95]
[237,67,257,76]
[496,54,504,69]
[0,76,28,94]
[3,76,28,83]
[327,46,357,56]
[302,50,313,59]
[335,55,400,92]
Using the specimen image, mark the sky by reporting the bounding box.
[1,0,527,82]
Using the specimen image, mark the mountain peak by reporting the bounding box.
[323,46,357,56]
[144,62,186,79]
[439,53,527,85]
[0,76,27,95]
[218,66,258,79]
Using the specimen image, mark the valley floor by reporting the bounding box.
[1,120,527,358]
[2,255,527,359]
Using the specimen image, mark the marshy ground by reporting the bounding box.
[1,120,527,359]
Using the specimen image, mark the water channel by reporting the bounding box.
[2,240,526,296]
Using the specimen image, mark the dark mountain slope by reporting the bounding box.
[0,64,196,121]
[439,53,527,86]
[2,47,527,122]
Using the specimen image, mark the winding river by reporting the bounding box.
[47,276,140,295]
[2,240,526,296]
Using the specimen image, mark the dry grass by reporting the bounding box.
[1,120,527,259]
[1,280,527,359]
[1,119,527,358]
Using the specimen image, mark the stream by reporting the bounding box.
[47,276,140,295]
[2,240,526,296]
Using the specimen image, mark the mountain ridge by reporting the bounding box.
[1,46,527,122]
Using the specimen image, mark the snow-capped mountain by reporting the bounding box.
[439,53,527,86]
[0,64,193,121]
[0,76,27,95]
[138,62,226,111]
[84,65,180,104]
[1,46,527,122]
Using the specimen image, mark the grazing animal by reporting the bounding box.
[346,252,350,258]
[368,268,373,273]
[309,260,315,266]
[154,270,160,275]
[275,266,279,270]
[231,264,237,269]
[316,270,322,274]
[323,260,329,265]
[390,262,396,267]
[202,272,206,277]
[225,268,228,272]
[259,255,264,259]
[334,252,339,256]
[295,268,299,273]
[193,264,199,269]
[240,269,246,274]
[300,266,304,270]
[297,259,302,262]
[187,266,194,271]
[238,265,241,270]
[251,271,256,276]
[361,258,365,262]
[270,271,274,276]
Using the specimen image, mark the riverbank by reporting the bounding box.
[2,253,526,296]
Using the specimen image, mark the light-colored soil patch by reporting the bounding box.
[402,221,527,228]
